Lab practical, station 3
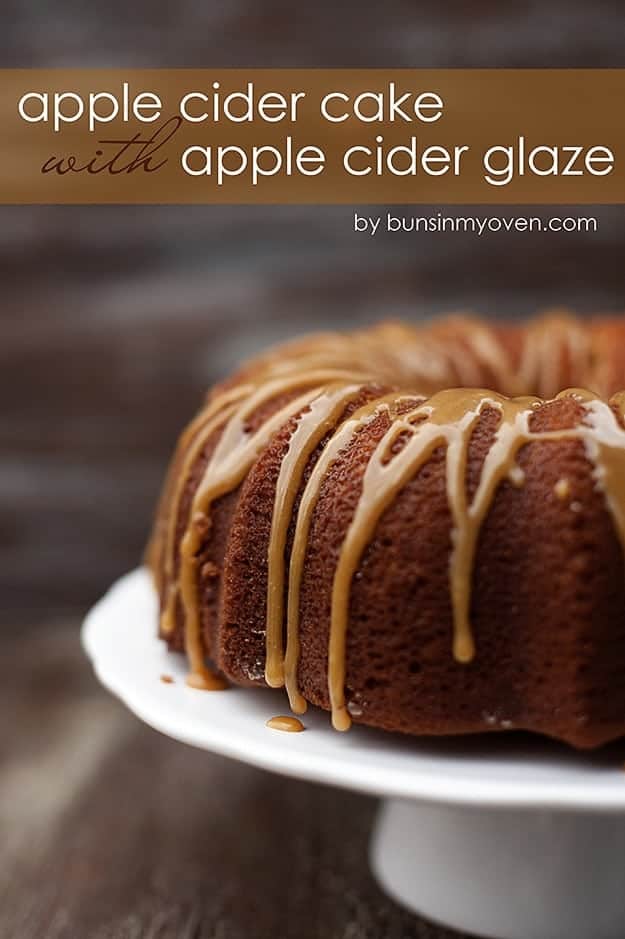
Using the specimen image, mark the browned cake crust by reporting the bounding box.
[148,314,625,749]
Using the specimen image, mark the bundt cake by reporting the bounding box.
[147,313,625,749]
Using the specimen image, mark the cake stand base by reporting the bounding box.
[371,798,625,939]
[84,571,625,939]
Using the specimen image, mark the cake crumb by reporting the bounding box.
[554,478,571,501]
[570,500,583,513]
[160,674,174,684]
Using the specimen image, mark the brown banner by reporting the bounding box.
[1,69,624,203]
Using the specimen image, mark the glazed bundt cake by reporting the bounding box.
[148,314,625,749]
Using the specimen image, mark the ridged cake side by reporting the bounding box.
[148,315,625,748]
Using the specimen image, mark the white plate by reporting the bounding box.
[83,569,625,939]
[82,567,625,812]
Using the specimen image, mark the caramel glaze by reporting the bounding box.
[149,315,625,732]
[158,369,367,690]
[232,313,621,401]
[264,382,366,688]
[266,716,305,733]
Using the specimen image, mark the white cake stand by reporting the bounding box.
[83,569,625,939]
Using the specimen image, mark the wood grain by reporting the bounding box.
[1,3,625,617]
[2,10,625,934]
[2,1,625,68]
[3,204,625,617]
[0,625,468,938]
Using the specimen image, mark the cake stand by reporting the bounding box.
[83,569,625,939]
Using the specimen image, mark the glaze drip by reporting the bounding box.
[265,382,364,688]
[327,389,542,731]
[148,316,625,733]
[266,716,305,732]
[325,387,625,730]
[159,369,370,688]
[284,393,413,713]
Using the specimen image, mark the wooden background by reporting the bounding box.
[2,4,625,938]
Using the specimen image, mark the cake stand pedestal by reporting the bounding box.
[83,570,625,939]
[371,800,625,939]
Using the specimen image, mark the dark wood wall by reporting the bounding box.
[2,3,625,619]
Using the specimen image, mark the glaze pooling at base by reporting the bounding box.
[148,315,625,736]
[266,715,305,733]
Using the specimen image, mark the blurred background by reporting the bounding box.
[4,2,625,620]
[3,5,625,938]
